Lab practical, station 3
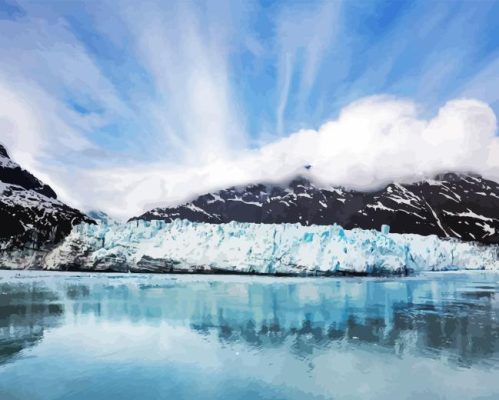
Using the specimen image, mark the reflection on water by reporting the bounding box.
[0,282,63,364]
[0,271,498,400]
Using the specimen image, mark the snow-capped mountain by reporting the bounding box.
[131,173,499,245]
[0,144,93,251]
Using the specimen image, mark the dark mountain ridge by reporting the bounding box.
[0,144,93,250]
[131,172,499,245]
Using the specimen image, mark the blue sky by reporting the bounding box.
[0,0,498,218]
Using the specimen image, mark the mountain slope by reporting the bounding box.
[131,174,499,245]
[0,144,93,250]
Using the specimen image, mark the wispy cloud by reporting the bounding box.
[275,1,342,134]
[460,55,499,111]
[116,0,248,163]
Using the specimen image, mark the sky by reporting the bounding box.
[0,0,498,219]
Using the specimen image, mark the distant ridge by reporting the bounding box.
[131,173,499,245]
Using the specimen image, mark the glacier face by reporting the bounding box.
[36,219,499,275]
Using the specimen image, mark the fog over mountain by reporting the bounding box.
[73,96,499,219]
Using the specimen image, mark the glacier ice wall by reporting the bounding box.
[38,219,499,275]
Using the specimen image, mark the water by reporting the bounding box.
[0,270,498,400]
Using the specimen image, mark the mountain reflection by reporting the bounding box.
[0,282,63,363]
[189,300,498,367]
[0,274,497,368]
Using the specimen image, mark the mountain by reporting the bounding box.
[131,173,499,245]
[0,144,93,250]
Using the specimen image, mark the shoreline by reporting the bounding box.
[1,266,493,279]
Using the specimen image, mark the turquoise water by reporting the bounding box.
[0,270,498,400]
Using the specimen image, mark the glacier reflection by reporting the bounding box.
[0,281,63,364]
[1,272,497,369]
[0,272,499,399]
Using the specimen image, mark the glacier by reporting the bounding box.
[15,218,493,275]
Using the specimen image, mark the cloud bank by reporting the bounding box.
[74,96,498,219]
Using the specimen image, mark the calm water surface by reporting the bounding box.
[0,270,498,400]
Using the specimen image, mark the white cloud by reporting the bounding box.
[0,10,123,201]
[53,95,497,220]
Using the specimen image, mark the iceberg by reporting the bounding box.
[35,219,499,275]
